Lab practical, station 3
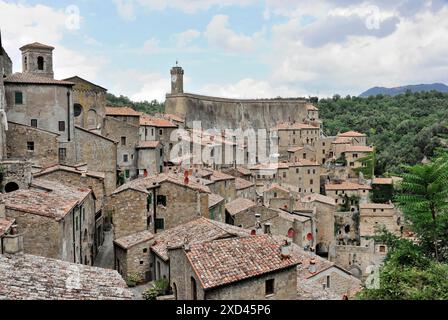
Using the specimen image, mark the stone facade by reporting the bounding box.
[0,159,33,193]
[63,76,107,132]
[6,121,59,167]
[359,204,402,239]
[74,126,117,196]
[136,142,163,177]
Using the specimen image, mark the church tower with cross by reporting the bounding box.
[170,61,184,95]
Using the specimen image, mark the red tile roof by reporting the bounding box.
[208,193,225,208]
[288,146,305,153]
[136,141,161,149]
[338,131,366,138]
[360,203,395,210]
[235,178,254,190]
[0,217,15,237]
[114,230,154,250]
[4,73,74,86]
[225,198,257,216]
[325,182,372,191]
[105,106,141,117]
[3,179,92,221]
[152,218,250,261]
[372,178,394,185]
[20,42,55,51]
[344,146,374,153]
[185,235,300,290]
[302,193,336,206]
[33,164,105,180]
[140,115,177,128]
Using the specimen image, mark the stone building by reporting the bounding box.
[337,131,367,146]
[63,76,107,133]
[343,145,374,169]
[139,114,178,159]
[6,121,59,167]
[225,197,257,226]
[169,235,300,300]
[117,218,250,284]
[2,179,97,265]
[287,145,316,163]
[136,140,163,176]
[0,253,133,300]
[104,107,141,182]
[33,164,107,252]
[4,42,76,165]
[301,193,336,257]
[359,203,402,239]
[235,177,256,200]
[113,230,155,283]
[204,169,236,203]
[275,122,321,157]
[325,181,371,208]
[296,252,361,300]
[0,159,33,193]
[108,173,210,239]
[0,199,16,254]
[74,126,118,196]
[208,193,225,222]
[0,34,12,160]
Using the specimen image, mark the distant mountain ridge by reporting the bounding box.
[360,83,448,97]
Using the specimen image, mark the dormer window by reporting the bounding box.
[37,56,44,71]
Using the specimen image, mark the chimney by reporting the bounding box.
[2,230,24,255]
[281,240,291,259]
[308,258,317,273]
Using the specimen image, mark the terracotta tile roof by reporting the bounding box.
[225,198,257,216]
[112,173,211,195]
[0,253,133,300]
[236,167,251,176]
[114,230,154,250]
[235,178,254,190]
[140,114,177,128]
[264,183,290,194]
[20,42,55,51]
[302,193,336,206]
[372,178,394,185]
[0,217,15,237]
[288,146,304,153]
[136,141,161,149]
[344,146,374,153]
[207,170,235,182]
[360,203,395,210]
[33,164,105,180]
[157,113,185,123]
[275,122,320,131]
[105,106,141,117]
[3,179,92,221]
[152,218,250,261]
[4,73,74,86]
[249,162,290,170]
[338,131,366,138]
[185,235,300,290]
[325,182,372,191]
[208,193,225,208]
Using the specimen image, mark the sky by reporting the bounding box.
[0,0,447,101]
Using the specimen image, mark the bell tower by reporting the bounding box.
[170,62,184,94]
[20,42,55,79]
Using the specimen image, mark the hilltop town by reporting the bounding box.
[0,38,408,300]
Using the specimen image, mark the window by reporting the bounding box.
[157,195,167,207]
[15,91,23,104]
[31,119,37,127]
[27,141,34,151]
[147,194,152,211]
[125,170,130,178]
[58,148,67,161]
[296,168,299,174]
[58,121,65,132]
[303,153,307,159]
[310,179,314,185]
[274,192,278,198]
[283,172,286,178]
[353,154,358,159]
[140,261,144,265]
[151,128,154,136]
[379,245,386,253]
[264,224,271,234]
[123,154,128,162]
[265,279,275,296]
[121,136,126,146]
[155,218,165,230]
[160,149,163,157]
[74,104,82,117]
[326,275,331,289]
[143,248,148,253]
[159,129,163,136]
[37,56,44,70]
[24,56,28,70]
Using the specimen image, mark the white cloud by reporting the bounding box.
[141,37,160,53]
[114,0,136,21]
[204,15,263,53]
[171,29,201,48]
[0,1,107,82]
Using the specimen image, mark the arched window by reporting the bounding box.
[4,182,19,193]
[37,56,44,71]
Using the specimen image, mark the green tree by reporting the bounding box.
[395,154,448,262]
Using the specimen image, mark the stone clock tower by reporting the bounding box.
[170,63,184,94]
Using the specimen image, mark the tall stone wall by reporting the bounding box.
[165,93,310,130]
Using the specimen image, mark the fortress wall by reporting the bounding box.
[165,93,310,130]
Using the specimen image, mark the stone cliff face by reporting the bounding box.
[165,93,310,130]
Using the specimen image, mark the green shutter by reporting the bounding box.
[15,92,23,104]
